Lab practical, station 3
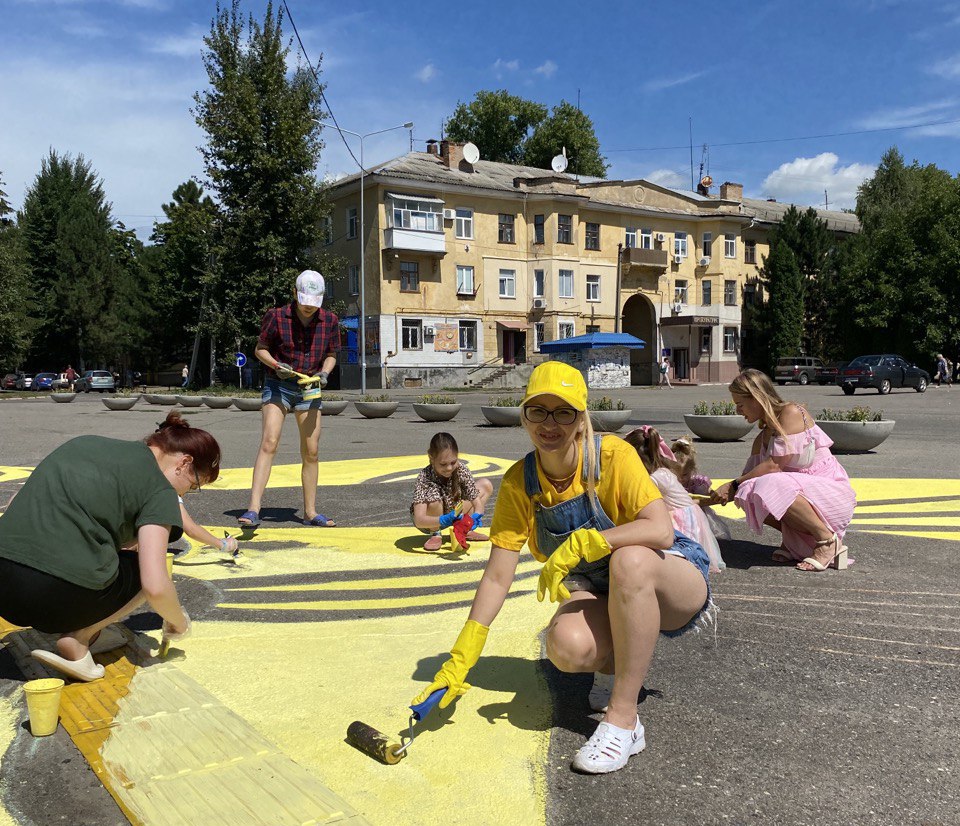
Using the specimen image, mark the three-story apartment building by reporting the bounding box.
[324,140,857,388]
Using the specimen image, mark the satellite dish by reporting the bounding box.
[463,142,480,164]
[700,175,713,188]
[551,153,568,173]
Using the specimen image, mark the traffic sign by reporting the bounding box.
[235,352,247,368]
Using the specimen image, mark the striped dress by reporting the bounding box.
[735,422,856,560]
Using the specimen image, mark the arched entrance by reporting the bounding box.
[622,293,657,385]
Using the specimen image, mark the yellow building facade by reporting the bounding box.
[325,141,857,389]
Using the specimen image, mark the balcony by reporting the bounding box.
[621,247,668,270]
[383,227,446,256]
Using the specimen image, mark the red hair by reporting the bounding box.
[145,411,221,484]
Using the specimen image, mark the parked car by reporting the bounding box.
[75,370,116,393]
[838,354,929,395]
[774,356,823,386]
[815,361,848,385]
[51,373,71,390]
[15,373,34,390]
[33,372,59,391]
[2,373,17,390]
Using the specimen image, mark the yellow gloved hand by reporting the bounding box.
[537,528,611,603]
[412,619,489,709]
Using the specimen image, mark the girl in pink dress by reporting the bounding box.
[710,369,856,571]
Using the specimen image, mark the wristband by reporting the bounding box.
[728,478,740,496]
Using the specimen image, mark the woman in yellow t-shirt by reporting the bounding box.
[412,361,714,774]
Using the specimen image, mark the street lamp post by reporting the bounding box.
[335,121,414,393]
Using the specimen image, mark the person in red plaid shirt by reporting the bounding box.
[238,270,340,529]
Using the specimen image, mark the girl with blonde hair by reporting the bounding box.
[711,369,856,571]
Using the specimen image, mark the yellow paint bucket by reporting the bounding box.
[23,678,64,736]
[302,384,322,402]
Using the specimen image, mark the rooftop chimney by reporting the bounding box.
[720,181,743,202]
[426,139,439,157]
[440,140,466,169]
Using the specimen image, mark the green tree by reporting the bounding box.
[193,0,333,350]
[445,90,547,165]
[765,241,805,369]
[523,100,607,178]
[0,174,33,369]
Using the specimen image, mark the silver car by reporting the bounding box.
[75,370,116,393]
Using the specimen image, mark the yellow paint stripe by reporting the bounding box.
[852,516,960,526]
[851,478,960,499]
[0,466,31,483]
[857,528,960,542]
[220,586,536,611]
[855,499,960,514]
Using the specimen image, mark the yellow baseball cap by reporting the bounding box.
[521,361,588,411]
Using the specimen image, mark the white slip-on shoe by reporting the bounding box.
[89,625,129,655]
[571,717,646,774]
[31,650,105,682]
[588,672,615,712]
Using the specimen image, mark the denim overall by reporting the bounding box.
[524,436,715,637]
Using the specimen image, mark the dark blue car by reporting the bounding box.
[33,372,57,391]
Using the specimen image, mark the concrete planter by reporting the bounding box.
[355,401,399,419]
[816,419,895,453]
[481,406,522,427]
[143,394,163,405]
[683,414,755,442]
[154,395,178,405]
[176,395,204,407]
[413,403,462,422]
[321,400,348,416]
[232,397,263,411]
[589,409,632,433]
[202,397,234,410]
[50,393,77,403]
[102,397,138,411]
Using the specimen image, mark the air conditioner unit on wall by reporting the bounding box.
[673,254,683,265]
[442,208,456,220]
[655,232,666,242]
[423,326,435,336]
[532,298,547,310]
[699,256,710,267]
[673,302,683,314]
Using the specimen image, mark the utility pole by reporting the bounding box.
[824,190,829,211]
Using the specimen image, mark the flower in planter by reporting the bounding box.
[418,394,457,404]
[692,400,737,415]
[360,393,391,403]
[817,406,884,422]
[489,395,522,407]
[587,396,626,412]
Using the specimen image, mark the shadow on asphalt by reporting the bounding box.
[718,537,781,569]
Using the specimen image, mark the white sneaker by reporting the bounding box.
[588,671,615,712]
[571,717,646,774]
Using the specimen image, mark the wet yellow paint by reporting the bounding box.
[0,694,18,826]
[0,466,31,483]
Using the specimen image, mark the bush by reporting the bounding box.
[817,406,884,422]
[418,394,457,404]
[489,395,522,407]
[360,393,391,402]
[324,393,343,401]
[693,400,737,415]
[587,396,626,411]
[693,400,709,416]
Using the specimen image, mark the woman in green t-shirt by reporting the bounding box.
[0,412,222,682]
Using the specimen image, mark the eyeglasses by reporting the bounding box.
[189,464,202,493]
[523,405,579,425]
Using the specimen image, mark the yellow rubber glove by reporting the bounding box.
[412,619,489,709]
[537,528,612,603]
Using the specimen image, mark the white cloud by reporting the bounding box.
[929,53,960,78]
[645,168,686,188]
[415,63,437,83]
[534,60,557,79]
[147,25,205,58]
[857,99,956,129]
[492,58,519,79]
[761,152,875,210]
[642,70,707,93]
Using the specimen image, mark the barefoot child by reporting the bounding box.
[410,433,492,551]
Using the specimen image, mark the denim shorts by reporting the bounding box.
[561,532,714,639]
[262,377,323,412]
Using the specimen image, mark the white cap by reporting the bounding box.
[296,270,325,308]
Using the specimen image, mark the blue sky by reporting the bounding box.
[3,0,960,239]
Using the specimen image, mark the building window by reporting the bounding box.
[347,207,358,239]
[744,282,758,306]
[640,229,653,249]
[724,279,737,306]
[533,269,545,298]
[455,208,474,239]
[534,214,545,245]
[498,213,515,243]
[724,233,737,259]
[459,320,477,351]
[321,215,333,245]
[390,196,442,232]
[401,319,422,350]
[456,265,475,296]
[674,232,688,258]
[586,324,600,333]
[533,322,545,352]
[625,228,637,248]
[674,279,688,304]
[499,268,516,298]
[744,239,757,264]
[702,232,712,259]
[558,321,575,339]
[702,279,712,306]
[400,261,419,292]
[700,328,712,353]
[557,214,572,244]
[585,222,600,251]
[348,265,359,296]
[723,326,737,353]
[586,274,601,302]
[558,269,574,298]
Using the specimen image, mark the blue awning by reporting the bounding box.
[340,316,359,330]
[539,333,645,353]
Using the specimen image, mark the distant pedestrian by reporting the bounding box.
[658,357,672,389]
[935,354,951,389]
[64,365,77,391]
[181,365,189,388]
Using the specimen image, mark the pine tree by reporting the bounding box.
[0,174,33,369]
[765,241,805,369]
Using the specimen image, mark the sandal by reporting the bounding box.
[465,530,489,542]
[797,533,848,572]
[588,672,615,713]
[423,533,443,551]
[238,510,261,528]
[571,717,646,774]
[31,650,105,682]
[304,514,336,527]
[89,625,129,655]
[771,546,793,564]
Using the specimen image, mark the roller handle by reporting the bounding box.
[409,688,446,722]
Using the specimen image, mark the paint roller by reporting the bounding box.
[346,687,446,764]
